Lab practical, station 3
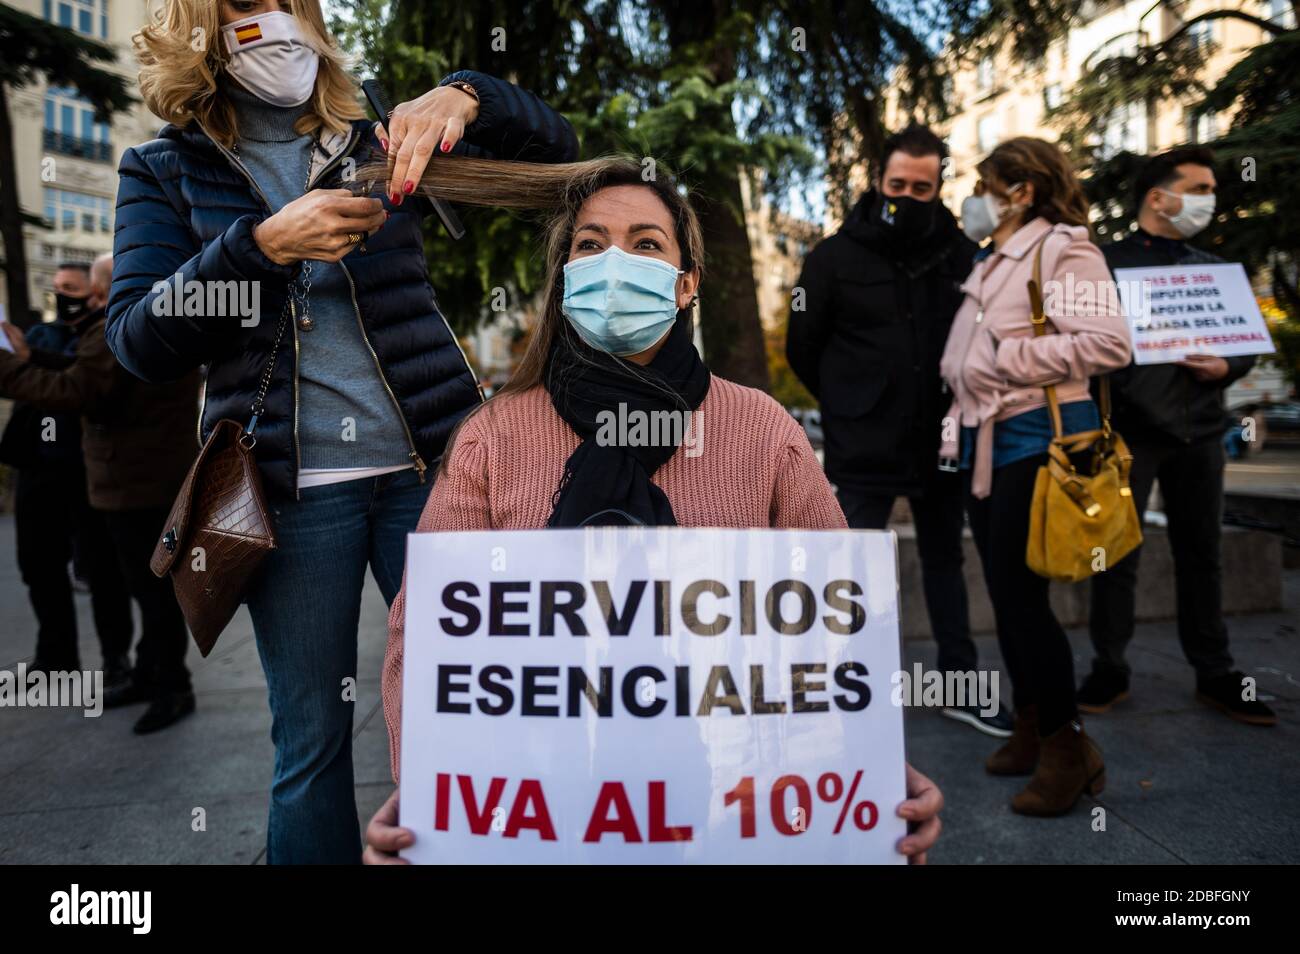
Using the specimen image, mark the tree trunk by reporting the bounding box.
[696,175,771,390]
[0,82,33,328]
[664,2,771,391]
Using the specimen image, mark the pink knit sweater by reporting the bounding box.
[382,376,847,780]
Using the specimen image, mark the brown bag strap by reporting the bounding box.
[1026,240,1064,440]
[1027,237,1118,441]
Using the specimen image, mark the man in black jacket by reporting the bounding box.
[1,254,201,733]
[1082,147,1275,726]
[787,125,1009,736]
[0,262,132,683]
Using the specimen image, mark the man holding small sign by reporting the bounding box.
[1082,147,1276,727]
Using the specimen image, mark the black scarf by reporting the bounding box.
[545,315,711,527]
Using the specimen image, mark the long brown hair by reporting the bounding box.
[976,137,1092,230]
[134,0,363,147]
[353,154,707,472]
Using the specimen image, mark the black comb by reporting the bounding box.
[361,78,466,240]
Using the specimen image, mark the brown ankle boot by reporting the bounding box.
[985,704,1039,776]
[1011,720,1105,817]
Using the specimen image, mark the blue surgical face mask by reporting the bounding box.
[561,245,684,356]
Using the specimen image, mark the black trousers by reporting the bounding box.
[102,507,192,693]
[14,467,132,670]
[1088,436,1234,682]
[964,454,1078,734]
[837,469,977,675]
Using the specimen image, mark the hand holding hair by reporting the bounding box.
[253,189,388,265]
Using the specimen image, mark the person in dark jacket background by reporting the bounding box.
[1082,147,1275,726]
[1,254,200,734]
[106,0,578,864]
[0,262,132,685]
[786,125,1009,737]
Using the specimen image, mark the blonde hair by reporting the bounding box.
[134,0,364,147]
[352,154,707,473]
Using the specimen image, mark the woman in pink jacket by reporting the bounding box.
[939,138,1130,816]
[361,155,944,863]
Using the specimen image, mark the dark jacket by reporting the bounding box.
[106,70,578,500]
[0,321,83,471]
[786,190,976,496]
[1099,229,1255,445]
[0,310,200,510]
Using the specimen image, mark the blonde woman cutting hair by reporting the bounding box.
[344,155,946,864]
[106,0,578,864]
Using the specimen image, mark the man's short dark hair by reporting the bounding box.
[877,123,949,180]
[1132,147,1216,208]
[55,261,91,274]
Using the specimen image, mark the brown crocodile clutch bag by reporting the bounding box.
[150,419,277,657]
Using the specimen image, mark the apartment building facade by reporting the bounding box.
[3,0,159,323]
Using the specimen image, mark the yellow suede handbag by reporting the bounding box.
[1024,243,1143,582]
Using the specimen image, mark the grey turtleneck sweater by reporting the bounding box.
[229,84,411,475]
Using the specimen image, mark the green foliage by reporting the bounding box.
[330,0,967,340]
[949,0,1084,67]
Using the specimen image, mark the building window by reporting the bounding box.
[43,0,107,39]
[1099,101,1147,159]
[1043,83,1063,111]
[976,56,995,93]
[43,86,112,161]
[1187,109,1219,143]
[1186,18,1215,52]
[977,113,1001,153]
[43,187,112,234]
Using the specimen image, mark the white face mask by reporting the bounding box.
[960,183,1023,243]
[1158,189,1215,238]
[222,11,320,108]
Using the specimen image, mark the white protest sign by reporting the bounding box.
[1114,263,1275,365]
[399,527,908,864]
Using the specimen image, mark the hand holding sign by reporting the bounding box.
[1176,353,1230,382]
[365,762,944,864]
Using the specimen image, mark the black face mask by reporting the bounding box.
[55,292,91,325]
[874,192,939,244]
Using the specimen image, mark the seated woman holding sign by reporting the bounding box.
[362,156,943,863]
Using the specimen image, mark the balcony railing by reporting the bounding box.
[42,129,112,163]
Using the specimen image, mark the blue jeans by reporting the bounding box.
[245,469,430,865]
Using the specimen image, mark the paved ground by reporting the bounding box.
[1,512,1296,864]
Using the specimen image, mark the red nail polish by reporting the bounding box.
[394,193,403,206]
[441,141,450,153]
[390,192,400,205]
[380,138,388,152]
[403,180,414,195]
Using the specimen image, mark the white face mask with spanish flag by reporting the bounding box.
[222,11,320,108]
